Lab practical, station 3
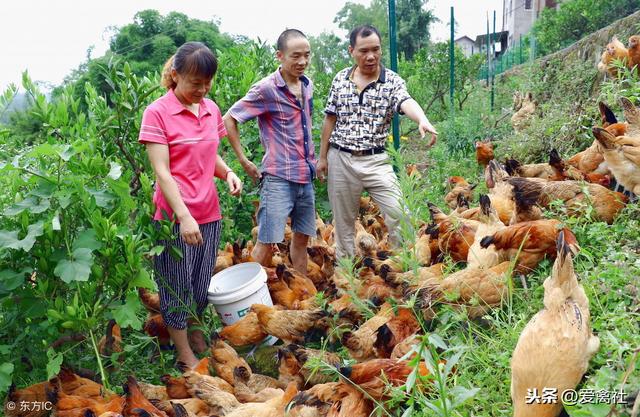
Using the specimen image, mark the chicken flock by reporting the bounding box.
[8,43,640,417]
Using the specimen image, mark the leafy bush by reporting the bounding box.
[533,0,639,56]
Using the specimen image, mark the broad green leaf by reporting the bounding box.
[112,292,143,330]
[0,222,44,252]
[4,196,50,216]
[0,362,14,393]
[107,161,123,180]
[57,190,73,209]
[46,349,63,379]
[54,248,93,283]
[52,210,61,231]
[444,350,464,377]
[405,367,418,393]
[0,268,30,292]
[451,386,480,407]
[129,269,155,290]
[147,245,165,256]
[74,229,102,251]
[58,145,76,161]
[87,188,115,208]
[428,333,448,350]
[31,182,56,198]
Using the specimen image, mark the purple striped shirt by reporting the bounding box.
[228,69,316,184]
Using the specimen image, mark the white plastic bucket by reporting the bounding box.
[207,262,273,326]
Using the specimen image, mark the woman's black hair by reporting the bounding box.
[161,41,217,89]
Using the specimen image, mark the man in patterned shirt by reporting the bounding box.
[317,25,438,259]
[224,29,316,273]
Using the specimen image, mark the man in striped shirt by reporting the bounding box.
[224,29,316,274]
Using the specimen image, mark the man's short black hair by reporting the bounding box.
[349,25,382,47]
[276,28,307,52]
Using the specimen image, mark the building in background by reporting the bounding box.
[454,36,476,57]
[475,31,509,58]
[502,0,559,47]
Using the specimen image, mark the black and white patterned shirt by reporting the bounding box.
[324,65,412,151]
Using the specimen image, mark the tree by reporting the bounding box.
[396,0,437,60]
[59,10,234,104]
[334,0,436,61]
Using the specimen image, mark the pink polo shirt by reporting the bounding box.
[138,89,227,224]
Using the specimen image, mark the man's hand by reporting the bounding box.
[226,172,242,196]
[179,214,203,246]
[418,120,438,148]
[241,159,260,183]
[317,157,328,182]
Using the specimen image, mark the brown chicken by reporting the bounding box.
[123,376,168,417]
[480,219,574,274]
[476,140,495,167]
[627,35,640,71]
[278,264,318,302]
[209,333,252,385]
[219,311,268,347]
[373,308,421,358]
[6,381,51,417]
[341,303,393,361]
[599,101,628,137]
[326,383,373,417]
[282,344,341,386]
[597,36,628,77]
[428,203,479,262]
[144,313,171,347]
[511,231,600,417]
[444,177,476,210]
[137,382,169,401]
[250,304,328,344]
[186,373,240,415]
[47,386,125,417]
[511,92,537,132]
[592,127,640,194]
[355,221,377,257]
[507,177,628,224]
[159,375,190,399]
[437,261,513,318]
[233,375,283,403]
[467,195,508,269]
[155,398,210,417]
[504,150,567,181]
[222,382,298,417]
[214,243,235,274]
[339,359,431,400]
[97,320,123,366]
[183,370,234,395]
[54,367,115,399]
[267,267,302,309]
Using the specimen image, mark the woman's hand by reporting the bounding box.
[226,171,243,196]
[179,214,203,246]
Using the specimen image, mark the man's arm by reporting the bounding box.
[222,113,260,182]
[400,99,438,146]
[317,113,337,181]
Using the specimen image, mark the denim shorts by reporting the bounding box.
[256,174,316,243]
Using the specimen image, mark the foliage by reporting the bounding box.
[334,0,436,61]
[58,10,235,105]
[533,0,639,56]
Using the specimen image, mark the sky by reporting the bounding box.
[0,0,503,92]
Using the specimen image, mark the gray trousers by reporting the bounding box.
[327,147,403,259]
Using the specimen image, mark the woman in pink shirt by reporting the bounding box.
[139,41,242,368]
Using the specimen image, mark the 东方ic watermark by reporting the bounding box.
[5,401,53,412]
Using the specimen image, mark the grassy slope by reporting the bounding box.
[394,59,639,416]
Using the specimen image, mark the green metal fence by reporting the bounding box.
[479,34,537,80]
